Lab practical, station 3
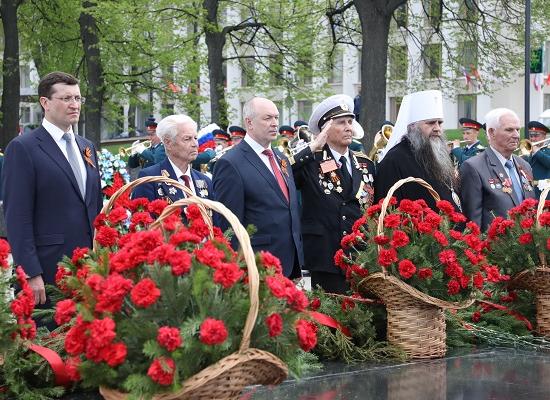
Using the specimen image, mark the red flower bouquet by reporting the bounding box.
[336,178,507,358]
[485,189,550,335]
[55,187,318,399]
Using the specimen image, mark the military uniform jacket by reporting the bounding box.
[459,147,536,231]
[375,138,460,211]
[527,147,550,196]
[451,141,485,167]
[292,144,375,274]
[128,143,166,168]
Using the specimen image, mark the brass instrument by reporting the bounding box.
[277,137,292,157]
[517,137,550,156]
[119,140,151,157]
[446,139,469,149]
[211,145,234,162]
[368,124,393,160]
[295,125,312,142]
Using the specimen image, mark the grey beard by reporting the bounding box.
[407,126,456,188]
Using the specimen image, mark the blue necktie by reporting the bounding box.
[504,160,523,203]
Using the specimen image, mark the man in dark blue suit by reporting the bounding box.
[2,71,102,306]
[213,97,303,278]
[132,114,214,202]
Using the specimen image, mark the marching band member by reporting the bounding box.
[525,120,550,197]
[450,117,485,167]
[127,116,166,169]
[229,125,246,145]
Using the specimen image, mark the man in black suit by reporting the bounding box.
[2,71,102,307]
[213,97,303,278]
[292,94,375,293]
[376,90,461,211]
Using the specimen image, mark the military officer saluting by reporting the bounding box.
[291,94,375,294]
[450,117,485,167]
[525,121,550,197]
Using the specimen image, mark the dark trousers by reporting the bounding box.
[311,271,350,294]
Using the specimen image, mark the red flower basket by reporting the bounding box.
[508,186,550,336]
[98,194,288,400]
[357,178,474,359]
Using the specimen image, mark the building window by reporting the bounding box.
[459,0,478,21]
[457,41,477,77]
[543,94,550,111]
[422,0,442,28]
[297,100,312,122]
[20,105,31,124]
[390,97,402,123]
[20,65,32,88]
[394,4,408,28]
[389,46,408,81]
[241,58,256,87]
[457,95,477,120]
[328,48,343,84]
[422,43,442,79]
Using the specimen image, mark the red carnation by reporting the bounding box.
[199,318,228,345]
[398,259,416,279]
[95,225,120,247]
[449,230,463,240]
[259,251,283,274]
[65,318,89,355]
[309,298,321,311]
[71,247,89,266]
[418,268,433,279]
[436,200,455,215]
[366,204,381,217]
[383,214,401,228]
[131,278,161,308]
[99,341,128,367]
[169,250,192,276]
[265,313,283,337]
[169,229,202,246]
[65,357,81,382]
[213,262,243,289]
[378,248,398,267]
[130,211,154,231]
[54,299,76,325]
[147,357,176,386]
[438,249,457,266]
[352,216,367,232]
[107,206,128,225]
[373,235,390,245]
[286,288,309,312]
[473,272,484,289]
[148,199,169,215]
[447,280,461,295]
[391,230,410,248]
[295,319,318,352]
[157,326,182,351]
[433,230,449,246]
[547,238,550,250]
[539,212,550,226]
[471,311,481,323]
[518,233,533,245]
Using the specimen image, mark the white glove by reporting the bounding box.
[131,141,146,156]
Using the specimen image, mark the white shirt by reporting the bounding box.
[329,146,352,175]
[168,158,195,195]
[244,134,281,176]
[42,118,87,189]
[490,146,522,183]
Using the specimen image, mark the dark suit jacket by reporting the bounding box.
[2,126,102,285]
[375,138,459,211]
[212,140,303,277]
[459,147,536,231]
[132,157,214,202]
[292,145,375,274]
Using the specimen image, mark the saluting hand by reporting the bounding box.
[309,120,332,152]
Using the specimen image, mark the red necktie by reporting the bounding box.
[262,149,289,202]
[181,175,192,194]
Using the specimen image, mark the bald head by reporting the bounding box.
[243,97,279,148]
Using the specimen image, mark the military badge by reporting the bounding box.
[168,187,177,195]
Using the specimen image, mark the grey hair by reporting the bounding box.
[156,114,197,142]
[484,108,519,131]
[242,97,259,120]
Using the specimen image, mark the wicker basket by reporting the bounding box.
[358,177,473,359]
[99,196,288,400]
[508,186,550,336]
[94,175,213,250]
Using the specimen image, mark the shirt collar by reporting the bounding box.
[42,118,74,142]
[490,145,513,167]
[167,158,191,180]
[328,146,350,164]
[244,134,271,156]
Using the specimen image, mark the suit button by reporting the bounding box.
[342,202,346,206]
[343,231,347,235]
[300,158,304,161]
[342,215,346,220]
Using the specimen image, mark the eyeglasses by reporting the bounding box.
[50,96,86,104]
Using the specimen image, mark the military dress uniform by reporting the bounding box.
[451,140,485,167]
[526,121,550,197]
[127,142,166,169]
[292,145,374,293]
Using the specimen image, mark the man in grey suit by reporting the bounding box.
[459,108,536,231]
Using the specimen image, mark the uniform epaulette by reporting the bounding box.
[352,151,372,161]
[476,144,485,150]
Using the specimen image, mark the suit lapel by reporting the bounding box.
[158,159,184,202]
[36,127,84,201]
[485,148,519,206]
[241,142,288,205]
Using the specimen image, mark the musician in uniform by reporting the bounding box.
[229,125,246,145]
[525,120,550,197]
[213,129,231,150]
[450,117,485,167]
[291,94,375,294]
[127,116,166,169]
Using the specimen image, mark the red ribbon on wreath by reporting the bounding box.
[478,300,533,331]
[308,311,351,337]
[28,344,71,387]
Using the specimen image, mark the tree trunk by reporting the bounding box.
[203,0,228,127]
[79,0,104,148]
[127,66,137,138]
[353,0,404,150]
[0,0,23,150]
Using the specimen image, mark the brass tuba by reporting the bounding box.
[368,124,393,160]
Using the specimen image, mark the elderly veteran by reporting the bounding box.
[459,108,536,231]
[290,94,375,294]
[375,90,461,212]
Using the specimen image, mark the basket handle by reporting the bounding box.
[154,197,259,353]
[94,176,211,251]
[536,186,550,266]
[376,177,441,237]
